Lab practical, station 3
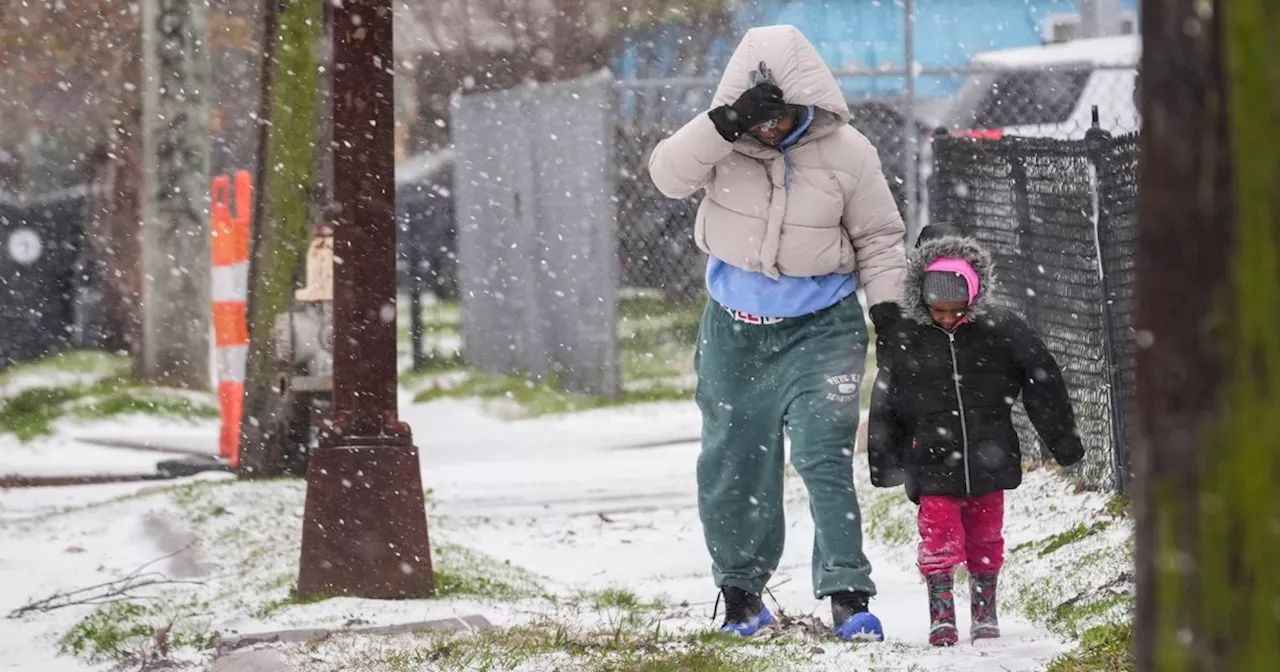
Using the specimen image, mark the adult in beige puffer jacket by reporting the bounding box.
[649,25,906,643]
[649,27,906,308]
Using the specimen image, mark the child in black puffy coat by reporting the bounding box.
[867,227,1084,647]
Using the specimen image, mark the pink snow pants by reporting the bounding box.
[917,491,1005,576]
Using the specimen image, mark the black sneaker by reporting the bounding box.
[717,586,775,636]
[831,591,885,642]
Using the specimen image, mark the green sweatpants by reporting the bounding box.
[694,295,875,599]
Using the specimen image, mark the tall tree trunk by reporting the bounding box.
[139,0,212,388]
[237,0,326,476]
[1135,0,1280,669]
[86,46,145,357]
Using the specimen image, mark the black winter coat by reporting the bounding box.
[867,236,1084,501]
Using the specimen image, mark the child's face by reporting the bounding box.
[928,300,969,331]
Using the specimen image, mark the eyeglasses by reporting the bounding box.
[754,117,782,133]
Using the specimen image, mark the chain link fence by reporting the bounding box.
[412,65,1141,306]
[613,78,934,301]
[612,65,1139,300]
[1094,131,1139,491]
[430,62,1139,424]
[930,130,1138,492]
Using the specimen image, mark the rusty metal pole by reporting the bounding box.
[296,0,435,599]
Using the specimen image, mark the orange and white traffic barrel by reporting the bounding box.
[210,171,252,468]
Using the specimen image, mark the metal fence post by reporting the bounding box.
[902,0,918,239]
[1086,117,1131,494]
[928,128,952,228]
[407,235,426,371]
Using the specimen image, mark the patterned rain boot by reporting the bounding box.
[970,572,1001,640]
[926,572,958,647]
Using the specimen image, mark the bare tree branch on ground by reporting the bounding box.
[6,546,205,619]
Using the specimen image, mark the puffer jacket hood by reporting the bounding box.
[902,235,998,325]
[711,25,851,151]
[646,25,907,304]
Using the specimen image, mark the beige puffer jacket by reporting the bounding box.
[648,25,907,306]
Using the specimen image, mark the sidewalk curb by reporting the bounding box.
[1,456,229,489]
[216,614,494,652]
[0,473,165,488]
[76,437,217,458]
[211,649,295,672]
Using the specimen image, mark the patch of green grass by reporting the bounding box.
[400,350,467,383]
[1046,622,1134,672]
[78,389,219,423]
[617,296,701,332]
[0,374,218,442]
[432,542,543,602]
[168,478,239,510]
[400,296,702,412]
[862,486,915,547]
[59,600,215,664]
[255,586,336,618]
[254,543,539,618]
[570,587,672,619]
[433,570,525,601]
[591,588,648,611]
[1103,494,1130,519]
[0,386,83,441]
[1041,521,1112,557]
[59,602,154,663]
[1009,538,1038,554]
[0,350,129,385]
[1049,592,1131,638]
[1014,569,1131,639]
[621,343,693,385]
[354,621,801,672]
[412,372,688,416]
[618,297,700,391]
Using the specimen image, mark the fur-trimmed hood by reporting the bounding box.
[902,236,998,325]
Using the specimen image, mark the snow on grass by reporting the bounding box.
[0,352,218,444]
[856,463,1134,670]
[0,351,129,395]
[0,391,1133,671]
[1,476,575,670]
[398,296,700,419]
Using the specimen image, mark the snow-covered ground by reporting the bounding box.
[1,395,1131,671]
[0,352,222,482]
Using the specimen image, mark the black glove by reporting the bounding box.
[869,301,904,356]
[868,302,902,334]
[1051,436,1086,468]
[708,82,786,142]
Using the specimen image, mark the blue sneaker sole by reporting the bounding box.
[834,614,885,642]
[719,606,776,637]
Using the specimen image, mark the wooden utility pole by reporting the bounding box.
[1134,0,1280,669]
[138,0,212,388]
[237,0,326,476]
[296,0,435,600]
